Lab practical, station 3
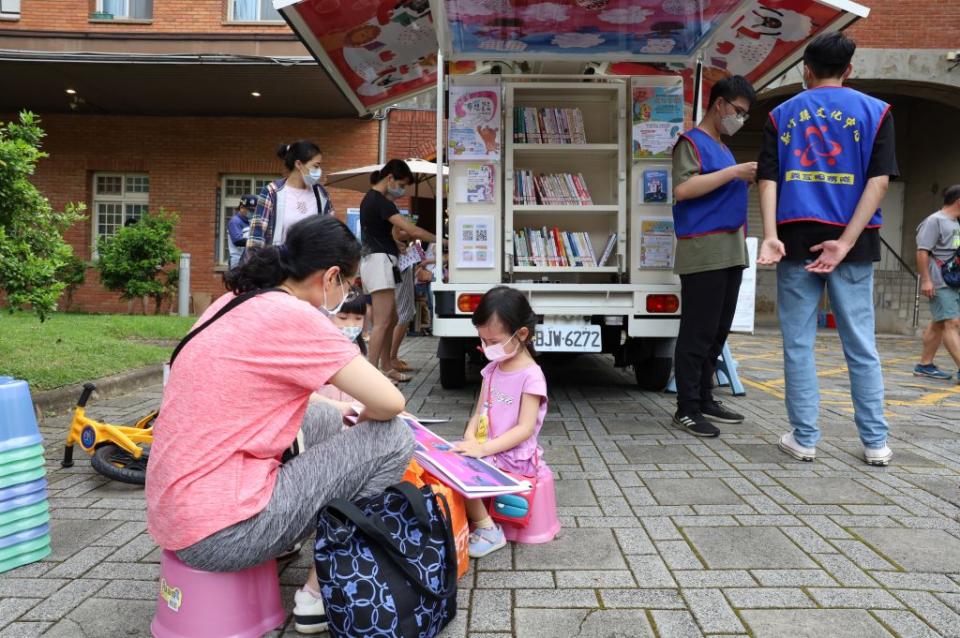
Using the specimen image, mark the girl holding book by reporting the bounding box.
[453,286,553,557]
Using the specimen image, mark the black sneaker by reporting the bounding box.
[672,411,720,438]
[700,400,744,424]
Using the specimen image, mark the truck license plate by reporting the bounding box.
[533,325,601,352]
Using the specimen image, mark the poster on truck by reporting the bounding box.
[448,78,502,161]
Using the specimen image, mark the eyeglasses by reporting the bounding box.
[340,278,360,303]
[724,98,750,121]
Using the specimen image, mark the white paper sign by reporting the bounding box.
[638,218,675,270]
[455,215,494,269]
[731,237,758,333]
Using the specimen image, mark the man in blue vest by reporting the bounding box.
[671,75,758,438]
[757,32,898,466]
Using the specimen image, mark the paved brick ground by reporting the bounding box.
[3,331,960,637]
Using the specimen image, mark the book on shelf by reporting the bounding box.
[513,170,593,206]
[513,107,586,144]
[598,233,617,267]
[513,228,613,268]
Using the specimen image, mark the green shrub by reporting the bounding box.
[96,209,181,314]
[56,253,87,311]
[0,111,85,321]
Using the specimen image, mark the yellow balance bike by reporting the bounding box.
[62,383,155,485]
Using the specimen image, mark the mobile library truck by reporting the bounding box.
[277,0,869,389]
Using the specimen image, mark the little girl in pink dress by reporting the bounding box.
[453,286,552,558]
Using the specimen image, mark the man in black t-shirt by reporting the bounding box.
[756,32,898,468]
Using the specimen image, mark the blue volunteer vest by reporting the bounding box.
[771,86,889,227]
[672,128,748,239]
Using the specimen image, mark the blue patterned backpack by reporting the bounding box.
[314,482,458,638]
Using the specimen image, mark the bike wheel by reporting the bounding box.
[90,443,149,485]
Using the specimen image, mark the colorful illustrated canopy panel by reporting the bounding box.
[699,0,866,89]
[278,0,440,113]
[278,0,868,115]
[443,0,743,60]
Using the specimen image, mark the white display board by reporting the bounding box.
[731,237,758,334]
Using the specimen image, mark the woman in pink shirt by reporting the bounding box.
[146,215,413,634]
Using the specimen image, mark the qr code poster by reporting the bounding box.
[455,215,495,269]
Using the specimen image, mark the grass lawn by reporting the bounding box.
[0,311,195,391]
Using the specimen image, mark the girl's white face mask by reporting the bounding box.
[340,325,362,342]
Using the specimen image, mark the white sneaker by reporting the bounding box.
[778,432,816,462]
[864,444,893,467]
[293,588,329,634]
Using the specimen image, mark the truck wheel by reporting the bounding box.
[634,357,672,392]
[439,357,466,389]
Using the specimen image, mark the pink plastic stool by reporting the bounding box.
[151,550,285,638]
[501,462,561,544]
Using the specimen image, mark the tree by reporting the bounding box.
[96,210,181,315]
[0,112,85,320]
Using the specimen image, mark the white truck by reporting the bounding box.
[278,0,869,390]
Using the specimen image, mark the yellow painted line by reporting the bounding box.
[887,385,960,406]
[740,377,785,400]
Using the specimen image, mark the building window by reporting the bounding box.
[0,0,20,20]
[92,173,149,247]
[96,0,152,20]
[228,0,282,22]
[217,175,275,265]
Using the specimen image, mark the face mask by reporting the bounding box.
[386,184,406,198]
[302,166,322,187]
[320,275,346,316]
[340,325,362,342]
[482,332,520,362]
[720,114,745,136]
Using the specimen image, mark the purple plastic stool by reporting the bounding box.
[151,550,285,638]
[501,462,561,544]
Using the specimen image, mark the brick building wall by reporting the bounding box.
[4,0,290,34]
[18,113,379,312]
[847,1,958,49]
[385,109,437,160]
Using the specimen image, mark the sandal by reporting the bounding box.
[391,360,417,372]
[386,369,412,383]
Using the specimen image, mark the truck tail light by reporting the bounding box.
[457,293,483,313]
[646,294,679,313]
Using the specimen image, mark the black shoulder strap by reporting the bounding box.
[168,288,282,368]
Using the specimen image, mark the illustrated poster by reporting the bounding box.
[731,237,758,333]
[455,215,495,269]
[639,218,675,270]
[454,163,496,203]
[632,83,684,159]
[642,168,671,204]
[449,80,501,161]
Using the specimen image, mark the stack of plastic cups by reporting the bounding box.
[0,377,51,573]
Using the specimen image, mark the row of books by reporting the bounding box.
[513,107,587,144]
[513,228,617,268]
[513,170,593,206]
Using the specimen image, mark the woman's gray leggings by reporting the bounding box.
[176,401,415,571]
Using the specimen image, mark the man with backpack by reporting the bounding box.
[913,185,960,382]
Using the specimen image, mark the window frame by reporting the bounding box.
[0,0,20,21]
[95,0,152,20]
[216,174,277,266]
[225,0,283,24]
[91,172,150,256]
